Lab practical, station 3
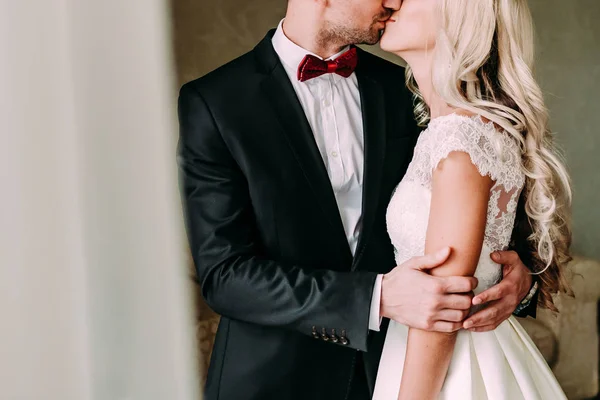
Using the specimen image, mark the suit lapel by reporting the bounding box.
[255,32,353,262]
[352,52,387,270]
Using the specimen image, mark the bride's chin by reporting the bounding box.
[379,33,392,52]
[379,30,404,54]
[379,37,399,54]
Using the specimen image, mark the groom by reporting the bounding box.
[178,0,538,399]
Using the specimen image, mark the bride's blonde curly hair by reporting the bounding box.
[405,0,573,311]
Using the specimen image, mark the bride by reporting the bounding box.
[373,0,572,399]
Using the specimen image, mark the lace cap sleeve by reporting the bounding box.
[426,114,524,191]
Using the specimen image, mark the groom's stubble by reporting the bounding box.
[317,9,393,48]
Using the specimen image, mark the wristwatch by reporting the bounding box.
[514,281,539,314]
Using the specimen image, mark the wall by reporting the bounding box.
[527,0,600,260]
[170,0,600,381]
[171,0,287,85]
[1,1,198,399]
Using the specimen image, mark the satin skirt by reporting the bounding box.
[373,316,567,400]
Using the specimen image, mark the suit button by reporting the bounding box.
[321,327,330,342]
[340,329,349,345]
[311,326,319,339]
[330,329,339,343]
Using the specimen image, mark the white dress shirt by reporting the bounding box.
[272,20,382,331]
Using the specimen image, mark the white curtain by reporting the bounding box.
[0,1,199,399]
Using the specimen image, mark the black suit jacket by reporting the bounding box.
[177,30,536,400]
[178,30,418,400]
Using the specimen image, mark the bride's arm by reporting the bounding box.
[397,151,494,400]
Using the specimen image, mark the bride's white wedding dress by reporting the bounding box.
[373,114,567,399]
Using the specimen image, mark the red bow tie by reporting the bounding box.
[297,47,358,82]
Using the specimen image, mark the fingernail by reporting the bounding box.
[472,297,482,305]
[491,252,498,260]
[464,321,473,328]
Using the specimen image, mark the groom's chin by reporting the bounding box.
[360,30,383,46]
[364,38,381,46]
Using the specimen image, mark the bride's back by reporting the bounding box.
[386,113,525,295]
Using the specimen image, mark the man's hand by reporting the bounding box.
[463,250,532,332]
[381,247,478,333]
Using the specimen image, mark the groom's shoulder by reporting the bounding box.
[182,49,258,95]
[183,30,279,95]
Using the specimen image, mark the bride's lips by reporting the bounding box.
[387,18,397,23]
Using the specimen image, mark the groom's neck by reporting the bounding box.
[282,7,349,59]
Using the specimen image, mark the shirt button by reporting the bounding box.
[331,151,338,157]
[323,99,331,107]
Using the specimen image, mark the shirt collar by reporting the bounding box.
[272,19,351,73]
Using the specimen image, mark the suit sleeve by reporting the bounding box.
[513,279,538,318]
[510,195,538,319]
[177,83,377,351]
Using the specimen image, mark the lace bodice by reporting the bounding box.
[386,114,526,293]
